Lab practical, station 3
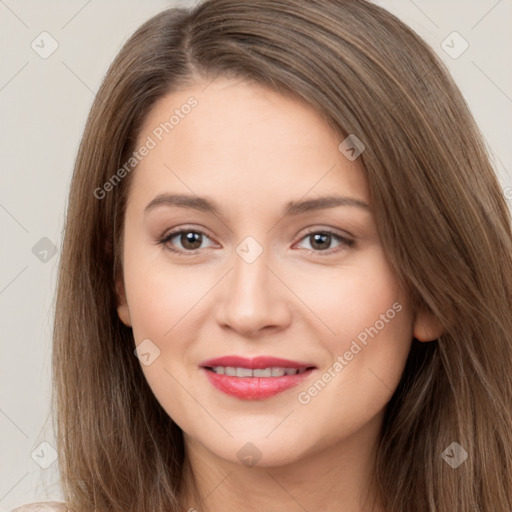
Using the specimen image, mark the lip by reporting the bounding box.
[200,355,316,400]
[200,355,314,369]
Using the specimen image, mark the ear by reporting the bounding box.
[115,275,132,327]
[413,308,444,342]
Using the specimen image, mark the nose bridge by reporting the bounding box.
[216,234,290,334]
[232,239,269,297]
[231,235,273,308]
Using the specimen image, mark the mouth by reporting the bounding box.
[207,366,310,377]
[199,355,317,400]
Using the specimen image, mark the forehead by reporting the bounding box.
[130,77,369,210]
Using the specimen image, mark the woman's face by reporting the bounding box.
[117,77,436,467]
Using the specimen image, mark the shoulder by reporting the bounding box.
[11,502,68,512]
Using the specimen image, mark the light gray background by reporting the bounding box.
[1,1,511,510]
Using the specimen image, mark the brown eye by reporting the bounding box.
[159,229,215,254]
[296,229,354,254]
[309,232,333,251]
[176,231,203,250]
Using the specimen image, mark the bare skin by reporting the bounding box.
[116,77,443,512]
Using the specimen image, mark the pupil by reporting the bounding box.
[311,233,330,250]
[182,232,201,249]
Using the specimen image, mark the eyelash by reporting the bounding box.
[157,227,355,257]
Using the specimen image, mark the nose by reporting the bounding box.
[215,244,292,337]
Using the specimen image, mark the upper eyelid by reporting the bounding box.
[161,226,354,249]
[161,225,353,239]
[161,226,217,243]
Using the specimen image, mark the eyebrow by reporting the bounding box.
[144,193,370,216]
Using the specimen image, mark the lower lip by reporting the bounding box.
[202,368,315,400]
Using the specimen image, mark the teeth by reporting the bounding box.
[236,367,253,377]
[210,366,308,377]
[253,368,272,377]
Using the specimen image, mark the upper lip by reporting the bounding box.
[200,355,316,370]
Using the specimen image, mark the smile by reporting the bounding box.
[209,366,308,377]
[200,355,316,400]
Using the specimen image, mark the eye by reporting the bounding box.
[158,227,355,256]
[294,229,355,255]
[158,228,216,255]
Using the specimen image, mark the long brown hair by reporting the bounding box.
[52,1,512,510]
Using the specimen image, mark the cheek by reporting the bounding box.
[290,247,411,348]
[122,257,211,425]
[122,232,214,342]
[292,249,414,412]
[128,271,202,340]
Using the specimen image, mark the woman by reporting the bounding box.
[13,0,512,511]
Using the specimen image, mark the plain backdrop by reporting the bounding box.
[1,1,511,510]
